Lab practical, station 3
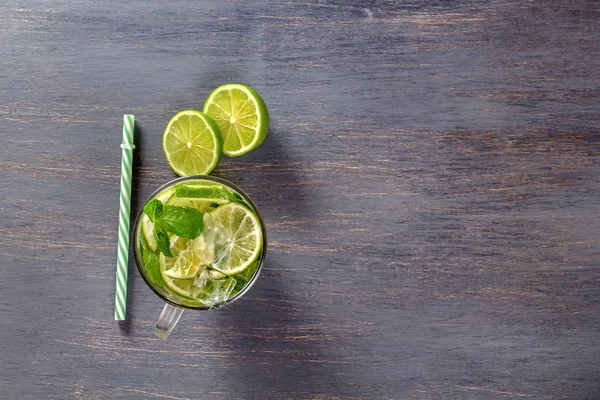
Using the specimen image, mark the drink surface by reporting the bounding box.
[135,178,264,309]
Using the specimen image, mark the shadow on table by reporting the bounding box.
[213,255,345,396]
[225,127,315,223]
[207,99,332,393]
[119,121,145,335]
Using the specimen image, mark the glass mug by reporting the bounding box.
[133,176,267,338]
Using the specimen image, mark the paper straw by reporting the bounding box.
[115,115,135,320]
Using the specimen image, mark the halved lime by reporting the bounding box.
[208,202,263,275]
[162,110,223,176]
[203,84,269,157]
[141,189,175,251]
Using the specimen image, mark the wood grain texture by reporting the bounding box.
[1,0,599,399]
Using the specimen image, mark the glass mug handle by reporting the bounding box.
[155,303,184,339]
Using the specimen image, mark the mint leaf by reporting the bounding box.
[144,201,203,257]
[141,244,163,286]
[161,205,204,239]
[143,199,163,222]
[154,225,172,257]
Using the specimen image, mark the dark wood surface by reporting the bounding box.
[2,1,599,399]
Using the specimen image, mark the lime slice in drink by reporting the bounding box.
[161,229,217,281]
[159,253,198,299]
[141,217,156,250]
[162,250,201,279]
[141,189,175,251]
[162,110,223,176]
[159,252,235,304]
[203,84,269,157]
[207,202,263,275]
[167,196,228,213]
[175,184,235,201]
[168,183,235,212]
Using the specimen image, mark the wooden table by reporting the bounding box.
[2,1,599,399]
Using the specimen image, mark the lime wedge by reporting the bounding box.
[162,250,201,279]
[161,229,218,285]
[141,217,156,251]
[162,110,223,176]
[167,196,227,213]
[159,252,235,305]
[141,189,175,251]
[175,184,235,201]
[208,203,263,275]
[159,253,198,299]
[203,84,269,157]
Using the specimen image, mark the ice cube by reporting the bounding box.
[173,250,193,270]
[206,275,237,305]
[202,213,232,270]
[163,250,200,279]
[187,234,214,265]
[190,268,212,298]
[190,268,236,307]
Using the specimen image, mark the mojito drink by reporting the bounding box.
[134,177,265,309]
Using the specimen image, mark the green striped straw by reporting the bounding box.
[115,114,135,320]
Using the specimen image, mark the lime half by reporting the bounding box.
[162,110,223,176]
[203,84,269,157]
[208,202,263,275]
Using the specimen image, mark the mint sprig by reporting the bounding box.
[143,199,204,257]
[160,205,204,239]
[143,199,163,222]
[141,239,163,286]
[153,225,173,257]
